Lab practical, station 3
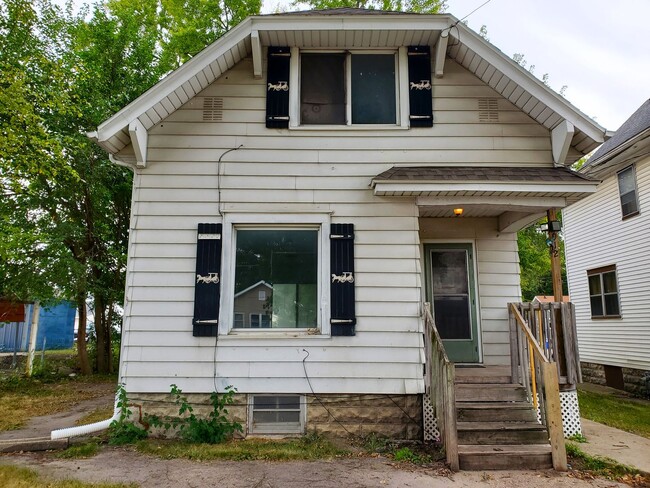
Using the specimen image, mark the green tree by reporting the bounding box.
[517,218,567,301]
[1,0,262,373]
[292,0,446,13]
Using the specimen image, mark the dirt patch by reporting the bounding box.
[0,448,630,488]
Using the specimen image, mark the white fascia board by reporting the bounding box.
[498,211,547,233]
[373,181,598,196]
[552,120,575,167]
[250,14,451,32]
[95,18,254,148]
[451,20,607,143]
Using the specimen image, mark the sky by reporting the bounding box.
[265,0,650,131]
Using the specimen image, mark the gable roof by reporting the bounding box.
[91,9,607,167]
[582,99,650,174]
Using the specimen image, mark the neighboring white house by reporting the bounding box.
[90,8,607,447]
[564,99,650,397]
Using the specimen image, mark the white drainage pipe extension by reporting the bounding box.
[51,396,120,440]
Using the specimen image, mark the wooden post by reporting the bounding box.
[542,362,567,471]
[547,209,563,302]
[26,302,40,377]
[547,209,567,381]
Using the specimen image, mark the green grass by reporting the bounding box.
[136,434,346,461]
[567,443,649,485]
[578,388,650,438]
[0,374,114,432]
[0,465,136,488]
[55,441,101,459]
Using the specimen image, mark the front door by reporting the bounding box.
[425,244,480,363]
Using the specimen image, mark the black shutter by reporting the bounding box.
[330,223,356,336]
[266,46,291,129]
[408,46,433,127]
[192,223,222,337]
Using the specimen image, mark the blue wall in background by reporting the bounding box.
[0,302,76,352]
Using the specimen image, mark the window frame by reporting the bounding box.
[289,47,410,130]
[219,213,331,336]
[587,265,621,319]
[617,165,640,219]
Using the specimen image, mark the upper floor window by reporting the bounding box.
[300,52,397,126]
[617,165,639,218]
[587,265,620,318]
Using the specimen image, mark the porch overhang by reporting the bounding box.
[371,166,599,232]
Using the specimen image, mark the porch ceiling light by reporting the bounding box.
[540,220,562,232]
[453,208,464,216]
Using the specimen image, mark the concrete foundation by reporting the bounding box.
[132,392,422,440]
[581,362,649,398]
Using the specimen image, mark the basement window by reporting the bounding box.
[249,395,304,434]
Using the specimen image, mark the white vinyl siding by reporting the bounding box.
[118,55,551,394]
[564,156,650,371]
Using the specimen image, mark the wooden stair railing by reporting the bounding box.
[509,303,567,471]
[423,302,459,471]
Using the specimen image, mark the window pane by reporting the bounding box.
[351,54,396,124]
[433,296,471,340]
[618,167,635,194]
[301,54,345,125]
[235,230,318,328]
[602,272,618,293]
[234,313,244,328]
[590,296,603,316]
[620,191,639,216]
[588,274,601,295]
[604,294,620,316]
[432,251,468,295]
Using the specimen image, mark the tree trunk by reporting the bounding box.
[76,296,92,375]
[94,296,111,374]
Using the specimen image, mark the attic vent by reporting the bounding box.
[203,97,223,121]
[478,98,499,123]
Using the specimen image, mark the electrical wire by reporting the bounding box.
[216,144,243,215]
[302,348,354,436]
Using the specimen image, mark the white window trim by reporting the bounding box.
[289,46,409,130]
[219,213,331,337]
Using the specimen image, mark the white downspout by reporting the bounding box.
[51,396,120,440]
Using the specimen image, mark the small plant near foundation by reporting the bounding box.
[56,440,100,459]
[108,384,148,445]
[361,432,393,453]
[147,384,242,444]
[392,446,432,465]
[568,432,587,443]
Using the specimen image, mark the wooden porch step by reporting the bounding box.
[457,402,537,422]
[457,421,548,445]
[454,374,511,384]
[455,383,527,402]
[458,444,552,470]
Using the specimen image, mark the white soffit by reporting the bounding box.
[93,13,607,162]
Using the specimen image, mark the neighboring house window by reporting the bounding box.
[234,228,318,329]
[300,52,398,126]
[249,395,304,434]
[587,265,620,318]
[617,166,639,218]
[233,312,244,328]
[250,313,271,328]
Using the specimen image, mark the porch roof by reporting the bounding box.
[371,166,599,230]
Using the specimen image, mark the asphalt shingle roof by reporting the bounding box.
[373,166,596,183]
[586,99,650,165]
[266,7,415,16]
